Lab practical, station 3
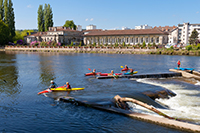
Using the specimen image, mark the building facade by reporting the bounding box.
[86,25,97,30]
[178,23,200,45]
[135,24,152,29]
[83,29,168,45]
[24,26,83,45]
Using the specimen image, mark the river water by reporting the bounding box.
[0,51,200,133]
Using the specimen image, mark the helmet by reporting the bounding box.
[66,82,69,84]
[51,80,54,83]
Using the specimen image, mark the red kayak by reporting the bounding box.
[121,68,129,71]
[99,73,122,76]
[85,72,101,76]
[37,89,52,95]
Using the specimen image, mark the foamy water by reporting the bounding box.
[135,78,200,124]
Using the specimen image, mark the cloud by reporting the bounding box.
[85,18,88,21]
[90,18,93,21]
[27,5,33,8]
[197,11,199,14]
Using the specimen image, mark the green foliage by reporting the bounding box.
[168,46,174,50]
[0,20,10,45]
[3,0,8,25]
[63,20,76,30]
[0,0,3,20]
[43,4,53,31]
[142,41,146,48]
[189,29,199,44]
[8,0,15,38]
[37,5,44,32]
[79,41,82,47]
[122,42,125,47]
[115,43,118,47]
[70,41,73,46]
[13,30,34,43]
[93,42,96,47]
[153,43,156,47]
[136,43,141,47]
[185,45,193,51]
[40,42,48,46]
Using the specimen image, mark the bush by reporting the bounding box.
[185,45,193,51]
[142,41,146,48]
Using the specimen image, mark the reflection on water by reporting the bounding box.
[0,52,20,96]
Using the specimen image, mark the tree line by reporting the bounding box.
[0,0,15,45]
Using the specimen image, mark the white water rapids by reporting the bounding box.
[129,78,200,124]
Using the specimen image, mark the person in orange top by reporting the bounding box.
[64,82,71,89]
[177,60,181,68]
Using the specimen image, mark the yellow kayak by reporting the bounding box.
[50,87,85,92]
[38,86,84,94]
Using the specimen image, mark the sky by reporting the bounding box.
[13,0,200,30]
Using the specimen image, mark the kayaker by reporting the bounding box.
[49,80,58,88]
[92,69,96,73]
[125,65,128,69]
[111,70,114,75]
[64,82,71,89]
[177,60,181,68]
[130,68,134,73]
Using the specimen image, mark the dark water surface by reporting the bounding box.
[0,51,199,133]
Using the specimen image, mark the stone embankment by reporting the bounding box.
[4,46,157,54]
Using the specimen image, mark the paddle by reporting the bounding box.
[88,68,92,71]
[120,66,124,68]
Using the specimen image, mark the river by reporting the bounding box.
[0,51,200,133]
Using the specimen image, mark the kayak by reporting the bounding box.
[124,71,138,75]
[38,86,85,95]
[121,68,129,71]
[99,73,123,76]
[174,67,194,71]
[85,72,101,76]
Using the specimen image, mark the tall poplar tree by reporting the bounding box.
[38,4,53,32]
[0,0,4,20]
[44,4,53,31]
[3,0,8,25]
[8,0,15,38]
[37,5,44,32]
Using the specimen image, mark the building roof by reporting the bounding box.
[26,32,47,37]
[154,26,177,32]
[84,29,168,36]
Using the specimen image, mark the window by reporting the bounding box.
[132,38,134,43]
[136,38,138,43]
[151,37,153,43]
[156,37,159,43]
[141,38,143,43]
[127,38,129,43]
[146,38,148,43]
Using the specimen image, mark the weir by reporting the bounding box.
[59,96,200,132]
[96,72,182,79]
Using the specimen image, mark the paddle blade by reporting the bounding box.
[120,66,124,68]
[88,68,91,71]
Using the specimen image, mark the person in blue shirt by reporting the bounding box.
[49,80,58,88]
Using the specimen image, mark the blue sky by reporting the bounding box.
[14,0,200,30]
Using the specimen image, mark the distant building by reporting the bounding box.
[83,29,168,45]
[86,25,96,30]
[178,23,200,44]
[135,24,152,29]
[154,26,178,44]
[77,25,82,31]
[122,27,131,30]
[24,26,83,45]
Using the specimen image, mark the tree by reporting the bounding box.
[63,20,77,30]
[8,0,15,38]
[37,5,44,32]
[189,29,199,45]
[3,0,8,25]
[0,20,10,45]
[0,0,3,20]
[44,4,53,31]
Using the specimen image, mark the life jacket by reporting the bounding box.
[177,61,181,65]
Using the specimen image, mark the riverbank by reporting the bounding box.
[4,46,200,56]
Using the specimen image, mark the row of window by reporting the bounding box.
[89,37,160,44]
